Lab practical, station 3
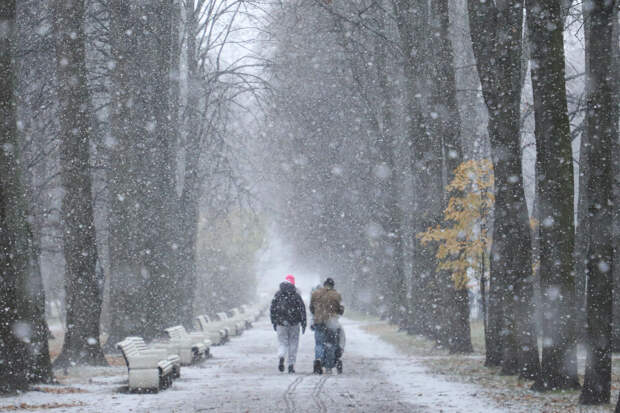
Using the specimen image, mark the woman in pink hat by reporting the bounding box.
[269,274,307,373]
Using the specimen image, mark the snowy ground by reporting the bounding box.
[0,317,517,412]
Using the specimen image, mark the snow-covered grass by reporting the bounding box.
[343,317,511,412]
[353,314,616,413]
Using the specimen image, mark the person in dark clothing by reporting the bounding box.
[310,277,344,374]
[270,274,307,373]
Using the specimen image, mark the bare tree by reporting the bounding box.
[527,0,579,392]
[105,0,147,345]
[392,0,444,337]
[52,0,106,366]
[431,0,470,354]
[579,0,618,405]
[104,0,263,341]
[467,0,539,378]
[0,0,31,393]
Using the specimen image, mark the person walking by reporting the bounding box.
[310,278,344,374]
[270,274,306,373]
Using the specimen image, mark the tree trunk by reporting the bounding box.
[580,0,617,405]
[0,0,31,392]
[611,0,620,355]
[467,0,539,377]
[179,0,202,327]
[450,289,473,353]
[23,235,54,383]
[527,0,579,391]
[480,251,489,351]
[371,7,406,330]
[105,0,152,346]
[574,1,592,345]
[432,0,471,354]
[52,0,106,367]
[143,0,180,334]
[14,34,54,384]
[394,0,443,340]
[106,0,189,340]
[486,236,503,366]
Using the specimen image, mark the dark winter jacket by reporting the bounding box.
[270,282,307,330]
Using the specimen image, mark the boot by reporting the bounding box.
[288,364,295,374]
[336,359,343,374]
[313,359,323,375]
[278,357,285,372]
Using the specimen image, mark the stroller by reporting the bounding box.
[324,318,345,374]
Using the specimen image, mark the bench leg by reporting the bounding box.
[160,373,173,389]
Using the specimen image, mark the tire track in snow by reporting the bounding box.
[311,376,329,413]
[283,375,304,413]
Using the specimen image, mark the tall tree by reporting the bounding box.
[14,1,55,384]
[105,0,148,346]
[0,0,31,392]
[142,0,179,335]
[52,0,106,366]
[574,0,593,345]
[612,4,620,355]
[105,0,181,340]
[579,0,617,405]
[430,0,471,354]
[393,0,444,338]
[375,25,406,334]
[333,2,407,330]
[467,0,539,378]
[527,0,579,391]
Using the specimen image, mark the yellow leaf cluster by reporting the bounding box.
[418,160,494,290]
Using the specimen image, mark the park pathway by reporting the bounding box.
[127,317,506,412]
[0,317,508,413]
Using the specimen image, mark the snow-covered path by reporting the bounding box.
[2,317,509,412]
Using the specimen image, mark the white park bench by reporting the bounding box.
[195,315,228,345]
[201,314,233,339]
[116,337,176,392]
[164,325,210,365]
[229,307,253,329]
[124,336,181,379]
[240,304,261,323]
[216,312,244,336]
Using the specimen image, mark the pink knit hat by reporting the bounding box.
[285,274,295,285]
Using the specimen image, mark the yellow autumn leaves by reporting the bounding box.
[418,160,494,290]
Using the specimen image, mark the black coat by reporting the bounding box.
[270,282,307,330]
